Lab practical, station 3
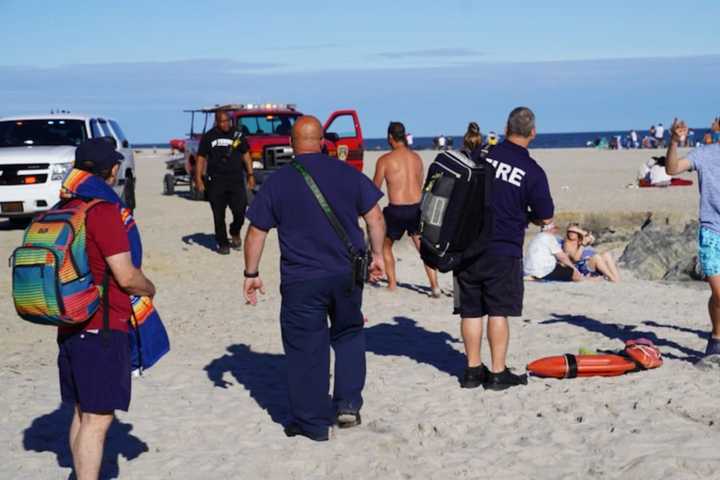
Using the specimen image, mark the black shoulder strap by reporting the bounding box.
[291,160,357,256]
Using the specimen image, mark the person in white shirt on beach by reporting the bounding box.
[524,223,582,282]
[655,123,665,148]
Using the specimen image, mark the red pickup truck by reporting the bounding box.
[164,104,364,198]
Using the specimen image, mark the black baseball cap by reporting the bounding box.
[74,137,123,174]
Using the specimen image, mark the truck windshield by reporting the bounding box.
[236,115,297,136]
[0,119,88,147]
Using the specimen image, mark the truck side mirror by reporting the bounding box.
[324,132,339,143]
[122,139,129,149]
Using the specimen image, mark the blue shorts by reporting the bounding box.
[58,330,131,413]
[699,227,720,277]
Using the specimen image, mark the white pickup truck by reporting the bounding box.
[0,114,136,222]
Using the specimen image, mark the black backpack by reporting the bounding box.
[419,148,494,272]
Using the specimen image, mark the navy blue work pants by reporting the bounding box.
[280,274,366,437]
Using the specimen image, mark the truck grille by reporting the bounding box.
[0,163,50,186]
[263,146,294,169]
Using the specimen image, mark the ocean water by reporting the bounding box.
[364,128,712,150]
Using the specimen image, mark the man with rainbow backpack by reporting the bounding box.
[10,138,167,480]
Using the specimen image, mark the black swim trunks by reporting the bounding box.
[383,203,421,241]
[541,264,575,282]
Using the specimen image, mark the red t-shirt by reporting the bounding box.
[59,200,132,334]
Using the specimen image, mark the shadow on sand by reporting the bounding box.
[204,317,465,425]
[205,345,289,426]
[642,320,710,341]
[365,316,464,378]
[181,233,216,252]
[22,403,148,480]
[541,313,704,363]
[371,280,451,298]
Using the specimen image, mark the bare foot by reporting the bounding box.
[387,284,397,292]
[430,288,442,298]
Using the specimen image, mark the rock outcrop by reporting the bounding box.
[619,221,703,281]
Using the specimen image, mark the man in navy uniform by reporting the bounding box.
[455,107,555,390]
[243,116,386,441]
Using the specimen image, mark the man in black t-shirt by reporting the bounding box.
[195,111,255,254]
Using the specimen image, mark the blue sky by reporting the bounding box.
[1,0,719,141]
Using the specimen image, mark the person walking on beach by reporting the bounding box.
[58,139,157,480]
[455,107,554,389]
[630,129,639,149]
[243,116,386,441]
[195,110,256,255]
[373,121,440,296]
[666,118,720,356]
[655,123,665,148]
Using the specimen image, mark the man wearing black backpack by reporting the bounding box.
[455,107,554,390]
[243,116,386,441]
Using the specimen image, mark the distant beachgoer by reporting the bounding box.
[487,131,499,146]
[665,118,720,356]
[454,106,554,390]
[437,134,447,150]
[373,121,439,296]
[195,110,256,255]
[655,123,665,148]
[405,132,413,146]
[562,224,620,282]
[712,117,720,143]
[524,223,582,282]
[461,121,483,156]
[630,130,639,148]
[638,156,673,186]
[244,116,386,441]
[705,132,714,145]
[688,130,695,147]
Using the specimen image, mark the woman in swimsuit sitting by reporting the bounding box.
[562,224,621,282]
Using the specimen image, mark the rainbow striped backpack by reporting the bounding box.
[11,199,107,325]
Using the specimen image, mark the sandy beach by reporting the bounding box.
[2,147,719,479]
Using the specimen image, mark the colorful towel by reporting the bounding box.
[61,169,170,371]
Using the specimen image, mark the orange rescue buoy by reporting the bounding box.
[527,353,637,379]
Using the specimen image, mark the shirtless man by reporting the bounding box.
[373,121,440,296]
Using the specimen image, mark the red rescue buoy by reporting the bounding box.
[527,353,636,379]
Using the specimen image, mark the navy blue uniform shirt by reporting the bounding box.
[484,140,554,257]
[247,153,383,284]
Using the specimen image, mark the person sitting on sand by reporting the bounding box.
[638,156,673,187]
[373,121,440,296]
[524,223,582,282]
[562,224,621,282]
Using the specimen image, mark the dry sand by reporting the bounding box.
[1,147,719,479]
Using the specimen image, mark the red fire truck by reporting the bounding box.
[163,104,364,198]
